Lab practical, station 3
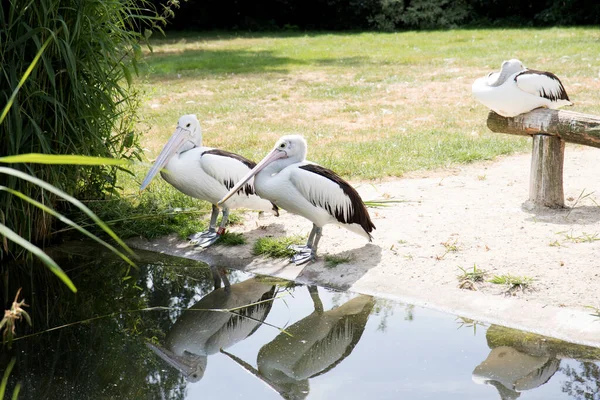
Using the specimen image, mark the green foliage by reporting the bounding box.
[489,274,534,292]
[0,0,167,259]
[324,254,353,268]
[217,232,247,246]
[253,235,305,258]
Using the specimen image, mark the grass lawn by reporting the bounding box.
[104,28,600,239]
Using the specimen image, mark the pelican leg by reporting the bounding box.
[188,205,219,244]
[196,208,229,248]
[290,224,321,265]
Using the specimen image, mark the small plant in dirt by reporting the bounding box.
[457,264,487,290]
[324,254,353,268]
[436,238,460,260]
[557,230,600,244]
[253,235,305,258]
[217,232,246,246]
[489,274,534,293]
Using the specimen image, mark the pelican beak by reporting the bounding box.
[140,126,188,191]
[217,148,286,206]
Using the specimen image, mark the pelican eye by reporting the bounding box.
[279,143,286,149]
[186,123,191,128]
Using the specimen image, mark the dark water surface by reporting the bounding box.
[2,248,599,399]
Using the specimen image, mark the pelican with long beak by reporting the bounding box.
[140,114,278,247]
[472,59,572,117]
[218,135,375,264]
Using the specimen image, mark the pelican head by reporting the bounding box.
[140,114,202,190]
[489,59,526,87]
[217,135,307,206]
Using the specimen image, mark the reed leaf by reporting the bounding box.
[0,185,136,267]
[0,154,130,166]
[0,167,136,258]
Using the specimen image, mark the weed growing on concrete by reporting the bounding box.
[217,232,246,246]
[324,254,353,268]
[253,235,305,258]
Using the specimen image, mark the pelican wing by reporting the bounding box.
[290,164,375,235]
[515,70,570,102]
[200,149,257,196]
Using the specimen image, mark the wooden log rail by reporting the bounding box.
[486,109,600,208]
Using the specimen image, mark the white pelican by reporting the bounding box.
[146,277,277,382]
[218,135,375,264]
[472,59,572,117]
[140,114,278,247]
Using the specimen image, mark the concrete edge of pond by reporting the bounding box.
[129,234,600,349]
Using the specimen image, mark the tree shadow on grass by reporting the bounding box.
[142,48,375,80]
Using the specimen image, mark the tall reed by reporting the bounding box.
[0,0,170,259]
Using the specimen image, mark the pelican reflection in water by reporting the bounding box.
[147,276,277,382]
[222,286,375,400]
[472,325,562,400]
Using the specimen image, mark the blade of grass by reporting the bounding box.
[0,223,76,292]
[0,358,16,399]
[0,186,136,267]
[0,35,53,125]
[0,153,130,166]
[0,167,136,258]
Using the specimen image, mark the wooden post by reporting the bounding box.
[528,134,565,208]
[486,109,600,209]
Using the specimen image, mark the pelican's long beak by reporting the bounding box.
[140,126,188,191]
[217,149,286,206]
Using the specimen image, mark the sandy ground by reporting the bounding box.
[129,145,600,346]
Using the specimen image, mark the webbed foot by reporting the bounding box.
[288,245,315,265]
[188,230,216,244]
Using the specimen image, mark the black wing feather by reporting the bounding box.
[299,164,375,236]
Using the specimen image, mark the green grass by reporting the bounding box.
[253,235,305,258]
[104,28,600,240]
[324,254,353,268]
[489,274,534,292]
[457,264,487,290]
[217,232,246,246]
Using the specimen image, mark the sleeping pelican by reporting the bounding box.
[140,114,278,247]
[218,135,375,264]
[472,59,572,117]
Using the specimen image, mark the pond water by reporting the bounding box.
[1,248,599,399]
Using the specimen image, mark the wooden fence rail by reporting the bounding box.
[486,109,600,208]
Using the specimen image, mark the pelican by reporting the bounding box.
[140,114,278,247]
[472,59,572,117]
[218,135,375,264]
[146,277,277,382]
[221,287,375,399]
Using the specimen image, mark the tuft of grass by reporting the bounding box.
[457,264,487,290]
[436,238,460,260]
[489,274,534,292]
[557,230,600,244]
[324,254,353,268]
[217,232,246,246]
[253,235,305,258]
